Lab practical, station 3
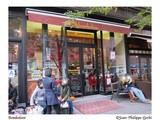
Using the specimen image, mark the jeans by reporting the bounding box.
[67,100,74,114]
[131,87,145,101]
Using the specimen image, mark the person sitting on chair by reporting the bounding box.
[57,78,74,114]
[117,76,135,102]
[124,74,151,103]
[30,79,47,114]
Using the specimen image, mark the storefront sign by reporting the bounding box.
[27,10,130,34]
[8,70,15,78]
[65,19,98,30]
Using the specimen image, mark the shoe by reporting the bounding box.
[130,99,134,102]
[142,99,151,104]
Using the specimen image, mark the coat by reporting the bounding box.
[43,76,60,105]
[57,84,70,102]
[30,86,45,106]
[9,87,17,103]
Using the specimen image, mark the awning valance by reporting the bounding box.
[27,8,130,34]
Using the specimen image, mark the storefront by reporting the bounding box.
[8,7,151,104]
[127,31,152,99]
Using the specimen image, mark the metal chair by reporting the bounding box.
[110,82,129,103]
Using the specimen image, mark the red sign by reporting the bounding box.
[28,12,130,34]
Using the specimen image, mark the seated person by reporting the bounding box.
[57,78,74,114]
[117,75,135,102]
[30,79,47,114]
[8,82,18,113]
[124,75,151,103]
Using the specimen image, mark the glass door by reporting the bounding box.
[82,47,97,94]
[66,28,99,96]
[67,46,82,96]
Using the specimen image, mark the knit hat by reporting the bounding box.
[45,68,52,77]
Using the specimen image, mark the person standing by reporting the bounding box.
[43,68,61,114]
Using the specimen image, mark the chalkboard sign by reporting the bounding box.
[69,75,82,96]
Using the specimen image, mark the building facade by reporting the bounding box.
[8,7,152,104]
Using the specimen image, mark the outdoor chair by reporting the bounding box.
[110,82,129,103]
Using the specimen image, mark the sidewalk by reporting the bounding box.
[72,94,151,114]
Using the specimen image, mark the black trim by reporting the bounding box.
[42,24,48,68]
[130,34,151,39]
[94,31,100,94]
[124,34,130,74]
[100,31,106,93]
[66,27,97,33]
[18,17,27,104]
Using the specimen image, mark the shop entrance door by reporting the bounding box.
[67,28,99,96]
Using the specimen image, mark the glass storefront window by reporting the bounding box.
[67,30,94,44]
[9,17,22,38]
[103,31,126,83]
[27,21,42,81]
[102,31,110,75]
[45,24,62,79]
[27,21,42,101]
[114,33,126,75]
[129,56,140,81]
[140,58,149,81]
[8,43,19,90]
[68,47,80,75]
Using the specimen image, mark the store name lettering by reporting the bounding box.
[65,20,98,30]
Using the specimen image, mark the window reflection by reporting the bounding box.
[68,47,80,75]
[140,58,149,81]
[9,17,22,38]
[8,43,19,89]
[45,24,62,79]
[130,56,140,81]
[103,32,126,78]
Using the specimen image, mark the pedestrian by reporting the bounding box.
[57,78,74,114]
[30,79,47,114]
[43,68,61,114]
[8,82,18,113]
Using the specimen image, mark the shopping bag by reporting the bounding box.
[60,102,69,108]
[26,105,43,114]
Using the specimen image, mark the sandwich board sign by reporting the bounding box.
[8,70,15,78]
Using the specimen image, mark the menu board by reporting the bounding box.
[69,75,82,95]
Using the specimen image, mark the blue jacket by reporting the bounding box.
[43,76,60,105]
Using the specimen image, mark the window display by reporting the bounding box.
[103,31,126,83]
[27,31,43,81]
[45,24,62,79]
